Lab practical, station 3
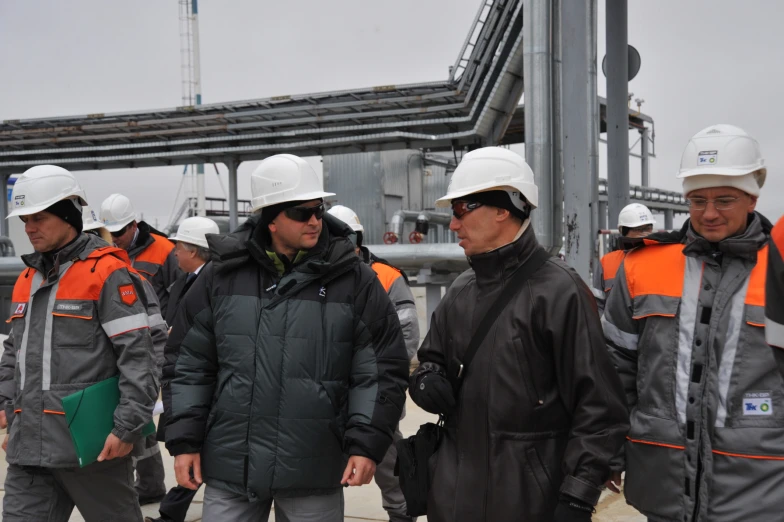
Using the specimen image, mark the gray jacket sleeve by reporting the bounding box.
[0,331,16,426]
[387,276,420,361]
[98,269,159,443]
[602,260,639,411]
[152,249,183,320]
[346,265,409,463]
[165,263,217,456]
[141,278,168,378]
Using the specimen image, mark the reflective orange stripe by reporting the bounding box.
[747,321,765,328]
[601,250,626,288]
[372,262,403,293]
[632,312,677,320]
[745,244,767,307]
[624,244,686,299]
[13,409,21,414]
[134,234,175,266]
[626,436,685,450]
[43,409,65,415]
[712,449,784,461]
[51,312,93,320]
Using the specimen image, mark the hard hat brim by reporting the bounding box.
[250,190,335,212]
[435,183,539,209]
[102,216,136,232]
[6,195,88,220]
[169,233,209,250]
[677,165,766,179]
[82,221,106,232]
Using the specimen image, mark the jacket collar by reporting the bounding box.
[22,232,100,282]
[208,213,358,280]
[620,212,772,263]
[468,221,540,287]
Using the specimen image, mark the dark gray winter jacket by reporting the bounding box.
[165,214,409,501]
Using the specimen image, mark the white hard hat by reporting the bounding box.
[617,203,655,233]
[435,147,538,209]
[327,205,364,233]
[677,124,766,184]
[6,165,87,219]
[169,216,220,249]
[250,154,335,212]
[82,205,105,232]
[100,193,136,232]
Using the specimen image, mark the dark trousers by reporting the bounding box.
[157,485,199,522]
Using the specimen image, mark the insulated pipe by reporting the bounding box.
[524,0,555,252]
[388,210,424,240]
[366,244,469,272]
[226,158,239,232]
[0,174,8,237]
[606,0,630,228]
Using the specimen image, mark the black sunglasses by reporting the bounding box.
[284,204,325,223]
[110,224,129,237]
[451,200,484,219]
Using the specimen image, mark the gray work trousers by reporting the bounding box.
[3,458,143,522]
[374,426,416,522]
[202,485,344,522]
[133,433,166,501]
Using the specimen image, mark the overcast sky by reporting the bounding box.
[1,0,782,231]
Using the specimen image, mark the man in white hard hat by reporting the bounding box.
[768,215,784,378]
[408,147,629,522]
[592,203,656,312]
[164,154,409,521]
[82,205,113,244]
[100,193,182,318]
[0,165,158,521]
[100,193,181,504]
[603,124,783,521]
[329,204,419,522]
[146,216,219,522]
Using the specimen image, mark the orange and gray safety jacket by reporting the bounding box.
[361,247,420,362]
[768,214,784,376]
[603,212,783,521]
[0,233,160,468]
[592,249,627,314]
[127,221,182,319]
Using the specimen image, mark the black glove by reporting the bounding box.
[414,372,456,415]
[553,497,593,522]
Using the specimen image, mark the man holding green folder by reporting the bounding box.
[0,165,159,522]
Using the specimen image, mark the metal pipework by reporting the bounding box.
[366,244,469,273]
[414,211,452,236]
[387,210,422,242]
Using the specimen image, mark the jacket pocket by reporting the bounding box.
[624,437,685,519]
[487,432,563,520]
[708,449,784,520]
[514,338,542,406]
[51,301,95,349]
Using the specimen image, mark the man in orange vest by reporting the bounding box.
[767,215,784,373]
[0,166,159,521]
[593,203,656,313]
[328,204,419,522]
[100,193,182,505]
[603,124,782,521]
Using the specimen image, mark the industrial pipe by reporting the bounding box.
[366,243,469,272]
[385,209,451,244]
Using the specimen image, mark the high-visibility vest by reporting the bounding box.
[600,250,626,292]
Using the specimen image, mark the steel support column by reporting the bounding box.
[226,158,240,232]
[664,209,674,230]
[641,127,650,187]
[0,174,8,237]
[598,201,608,231]
[561,0,596,281]
[524,0,556,252]
[425,284,442,329]
[606,0,630,229]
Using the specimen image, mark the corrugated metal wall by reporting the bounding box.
[324,150,457,245]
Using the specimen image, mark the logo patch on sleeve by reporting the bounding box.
[118,284,138,306]
[13,303,26,315]
[743,391,772,415]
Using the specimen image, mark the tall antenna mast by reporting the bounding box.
[178,0,205,217]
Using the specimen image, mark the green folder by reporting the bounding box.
[61,375,156,467]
